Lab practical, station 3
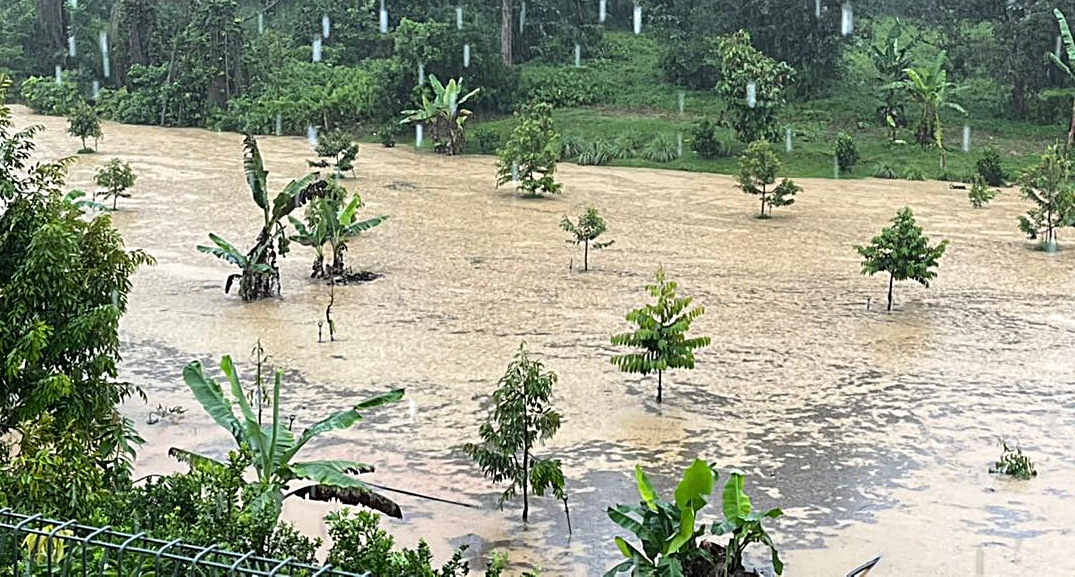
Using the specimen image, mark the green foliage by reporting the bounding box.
[290,191,388,278]
[560,207,613,271]
[401,75,480,155]
[325,509,470,577]
[904,166,926,181]
[690,119,727,160]
[463,343,567,524]
[736,140,802,218]
[975,146,1007,187]
[835,132,860,173]
[576,140,614,166]
[892,51,966,171]
[1050,9,1075,147]
[67,104,103,153]
[643,134,680,163]
[990,439,1037,480]
[94,158,137,210]
[712,470,784,576]
[20,75,84,116]
[605,460,716,576]
[496,102,562,197]
[197,135,327,300]
[1017,144,1075,250]
[96,66,170,126]
[518,66,609,108]
[968,175,999,208]
[873,163,899,179]
[610,268,711,404]
[856,207,949,311]
[173,353,405,523]
[316,131,359,179]
[468,126,502,154]
[610,132,646,160]
[711,30,795,143]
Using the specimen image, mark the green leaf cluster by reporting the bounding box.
[289,185,388,278]
[1017,144,1075,249]
[497,102,562,197]
[560,206,612,271]
[401,75,480,155]
[710,30,795,143]
[856,206,949,311]
[736,140,801,219]
[94,158,137,210]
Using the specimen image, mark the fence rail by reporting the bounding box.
[0,509,366,577]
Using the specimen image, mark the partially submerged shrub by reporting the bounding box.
[968,174,999,208]
[611,131,646,159]
[976,145,1006,187]
[990,439,1037,480]
[835,132,860,173]
[872,163,898,179]
[576,140,614,166]
[468,125,502,154]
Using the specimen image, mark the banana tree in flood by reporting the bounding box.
[324,194,388,277]
[198,135,327,300]
[288,212,330,278]
[892,51,965,172]
[400,75,480,155]
[171,355,405,521]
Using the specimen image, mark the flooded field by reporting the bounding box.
[14,106,1075,576]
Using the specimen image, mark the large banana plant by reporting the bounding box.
[197,135,327,300]
[400,75,480,155]
[171,355,405,521]
[891,51,966,171]
[1050,9,1075,148]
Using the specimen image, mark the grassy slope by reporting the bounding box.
[472,31,1061,181]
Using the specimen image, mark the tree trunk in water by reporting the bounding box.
[501,0,513,66]
[330,246,345,277]
[583,240,589,271]
[656,371,663,403]
[311,254,324,278]
[887,274,894,312]
[522,412,530,522]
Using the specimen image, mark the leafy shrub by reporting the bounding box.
[467,125,502,154]
[904,166,925,181]
[560,134,586,161]
[326,509,469,576]
[19,74,84,115]
[518,65,609,108]
[97,65,170,125]
[968,175,999,208]
[576,140,614,166]
[835,132,860,172]
[976,145,1006,186]
[610,131,645,159]
[872,163,898,179]
[990,439,1036,480]
[379,124,399,147]
[643,133,679,163]
[691,118,728,159]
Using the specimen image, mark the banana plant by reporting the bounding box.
[197,135,327,301]
[890,51,966,171]
[712,470,784,576]
[1050,9,1075,148]
[400,75,480,155]
[323,194,388,277]
[287,215,329,278]
[170,355,405,521]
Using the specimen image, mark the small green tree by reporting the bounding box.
[835,132,860,173]
[968,175,999,208]
[314,130,359,179]
[736,139,802,218]
[1018,144,1075,250]
[709,30,795,143]
[463,343,568,525]
[856,207,949,312]
[496,102,562,197]
[610,268,711,404]
[94,158,137,210]
[560,207,613,271]
[67,103,102,153]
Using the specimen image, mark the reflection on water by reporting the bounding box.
[14,106,1075,575]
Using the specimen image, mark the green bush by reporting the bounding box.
[576,140,614,166]
[379,123,400,147]
[97,65,171,125]
[610,131,645,159]
[643,133,679,162]
[904,166,925,181]
[560,134,586,161]
[325,509,469,577]
[976,145,1006,186]
[691,118,728,159]
[518,65,609,108]
[835,132,860,172]
[872,163,898,179]
[19,74,84,115]
[467,125,502,154]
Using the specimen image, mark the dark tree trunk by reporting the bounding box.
[501,0,513,66]
[35,0,67,62]
[522,402,530,522]
[330,246,346,277]
[887,274,895,312]
[1011,78,1026,119]
[311,254,325,278]
[583,240,589,271]
[656,371,663,403]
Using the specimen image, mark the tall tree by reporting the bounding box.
[610,268,711,404]
[1017,144,1075,250]
[463,343,568,525]
[856,207,949,312]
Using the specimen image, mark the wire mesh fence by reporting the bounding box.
[0,509,367,577]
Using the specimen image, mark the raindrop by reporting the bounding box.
[456,6,463,30]
[746,81,757,108]
[962,124,971,153]
[633,4,642,34]
[463,43,471,68]
[68,35,76,57]
[785,127,792,153]
[519,2,526,32]
[418,61,425,86]
[92,80,100,100]
[833,155,840,179]
[55,65,63,85]
[307,125,319,149]
[815,0,821,18]
[312,36,322,62]
[676,133,683,158]
[1057,35,1063,59]
[574,43,581,67]
[678,91,685,115]
[511,160,520,183]
[99,31,110,78]
[322,15,331,39]
[841,2,853,36]
[380,0,389,34]
[599,0,606,23]
[416,123,424,148]
[258,12,264,35]
[275,112,282,136]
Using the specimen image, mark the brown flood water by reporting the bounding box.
[14,106,1075,576]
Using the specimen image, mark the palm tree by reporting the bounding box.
[400,75,480,155]
[894,51,966,172]
[198,135,326,300]
[1050,9,1075,148]
[171,355,405,521]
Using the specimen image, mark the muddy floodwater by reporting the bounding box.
[14,106,1075,576]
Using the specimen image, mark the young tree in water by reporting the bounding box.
[94,158,137,210]
[496,102,562,197]
[736,139,801,218]
[463,343,569,526]
[198,135,328,301]
[856,207,949,312]
[560,206,613,271]
[290,184,388,280]
[1017,144,1075,251]
[611,268,711,404]
[67,103,102,153]
[313,130,359,179]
